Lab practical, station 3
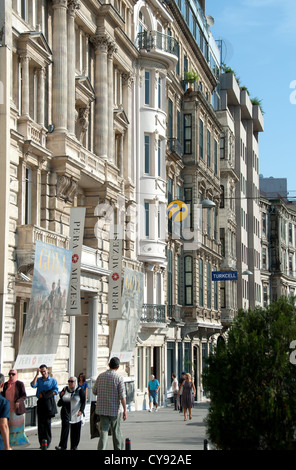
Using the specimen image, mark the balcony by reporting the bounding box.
[137,31,178,69]
[168,138,183,160]
[167,305,183,323]
[141,304,166,327]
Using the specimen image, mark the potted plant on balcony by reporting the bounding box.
[184,71,199,92]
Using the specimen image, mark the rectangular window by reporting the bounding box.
[158,77,162,109]
[207,262,211,309]
[145,71,150,105]
[158,139,161,177]
[220,137,225,159]
[207,130,211,166]
[214,140,218,174]
[145,202,149,237]
[25,167,32,225]
[199,119,204,159]
[168,99,173,140]
[144,135,150,174]
[184,114,192,154]
[213,267,218,310]
[199,258,203,307]
[184,256,193,305]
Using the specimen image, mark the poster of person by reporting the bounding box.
[14,241,72,369]
[110,268,144,363]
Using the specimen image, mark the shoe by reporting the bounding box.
[155,408,158,412]
[149,409,152,412]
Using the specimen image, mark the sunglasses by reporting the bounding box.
[68,380,75,383]
[9,373,16,376]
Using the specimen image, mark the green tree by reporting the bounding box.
[202,298,296,450]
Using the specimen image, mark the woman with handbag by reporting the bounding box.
[2,369,29,446]
[55,377,85,450]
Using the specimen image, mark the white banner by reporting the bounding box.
[108,228,123,320]
[110,268,144,362]
[66,207,86,315]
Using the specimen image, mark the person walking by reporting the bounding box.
[2,369,29,446]
[55,376,85,450]
[178,372,186,413]
[78,373,89,402]
[30,364,58,449]
[148,375,160,412]
[171,373,179,410]
[0,373,11,450]
[92,357,127,450]
[179,373,196,421]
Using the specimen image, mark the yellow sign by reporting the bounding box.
[167,200,188,222]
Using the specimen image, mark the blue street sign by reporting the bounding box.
[212,271,238,281]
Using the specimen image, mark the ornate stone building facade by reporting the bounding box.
[0,0,265,414]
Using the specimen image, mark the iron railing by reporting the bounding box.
[137,31,178,57]
[141,303,166,323]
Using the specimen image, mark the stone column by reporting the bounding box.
[122,72,134,181]
[93,34,109,159]
[52,0,68,132]
[108,44,116,163]
[67,0,80,135]
[20,55,30,117]
[37,67,45,126]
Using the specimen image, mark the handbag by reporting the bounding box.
[15,400,26,416]
[90,401,111,438]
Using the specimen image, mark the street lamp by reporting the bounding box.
[201,199,216,208]
[242,269,253,275]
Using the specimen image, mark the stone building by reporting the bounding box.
[0,0,265,415]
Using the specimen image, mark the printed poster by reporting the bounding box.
[110,268,144,363]
[14,241,72,369]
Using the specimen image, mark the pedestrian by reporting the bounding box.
[78,373,89,402]
[148,374,160,412]
[30,364,58,449]
[55,376,85,450]
[178,373,196,421]
[171,373,179,410]
[92,357,127,450]
[0,373,11,450]
[2,369,29,446]
[178,372,186,413]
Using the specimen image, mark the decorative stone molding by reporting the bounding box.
[57,175,78,202]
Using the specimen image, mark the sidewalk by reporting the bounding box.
[13,402,210,451]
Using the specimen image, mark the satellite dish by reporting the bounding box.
[206,15,215,27]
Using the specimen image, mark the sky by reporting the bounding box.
[206,0,296,199]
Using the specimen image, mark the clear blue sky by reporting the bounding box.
[206,0,296,199]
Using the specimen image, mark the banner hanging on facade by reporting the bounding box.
[108,228,123,320]
[66,207,86,315]
[110,268,144,362]
[14,241,72,369]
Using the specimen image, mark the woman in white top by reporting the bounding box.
[55,376,85,450]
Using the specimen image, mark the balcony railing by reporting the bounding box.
[137,31,178,57]
[168,138,183,159]
[141,304,166,324]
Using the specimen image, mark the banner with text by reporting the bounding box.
[14,241,72,369]
[108,228,123,320]
[66,207,86,315]
[110,268,144,363]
